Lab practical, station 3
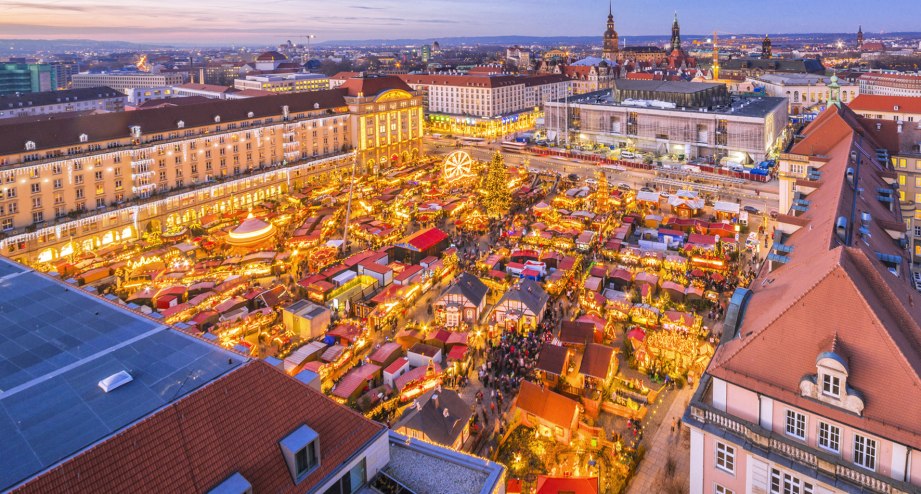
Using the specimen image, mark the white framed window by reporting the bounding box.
[785,410,806,440]
[715,485,734,494]
[817,422,840,452]
[771,468,814,494]
[715,442,735,474]
[822,374,840,397]
[854,434,877,470]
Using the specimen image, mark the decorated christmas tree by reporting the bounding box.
[482,151,511,219]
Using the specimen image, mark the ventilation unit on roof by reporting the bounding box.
[98,370,133,393]
[835,216,848,241]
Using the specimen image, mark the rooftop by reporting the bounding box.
[0,257,247,491]
[377,432,504,494]
[555,89,787,119]
[0,86,123,110]
[708,104,921,449]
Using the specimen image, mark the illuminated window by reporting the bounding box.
[899,174,906,186]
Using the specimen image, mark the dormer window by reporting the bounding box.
[177,120,185,129]
[79,133,88,143]
[279,424,320,483]
[25,141,36,151]
[214,115,221,123]
[799,337,864,415]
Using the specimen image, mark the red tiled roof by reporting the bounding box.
[848,94,921,115]
[16,362,383,494]
[708,105,921,449]
[369,342,403,365]
[338,75,414,97]
[578,343,615,379]
[536,476,598,494]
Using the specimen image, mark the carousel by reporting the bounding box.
[227,214,277,248]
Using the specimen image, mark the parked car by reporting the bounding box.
[743,205,761,214]
[769,209,779,219]
[617,183,632,190]
[567,173,579,181]
[585,178,598,185]
[640,187,655,193]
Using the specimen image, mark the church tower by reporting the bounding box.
[602,1,619,61]
[671,12,681,52]
[857,25,864,51]
[761,34,772,59]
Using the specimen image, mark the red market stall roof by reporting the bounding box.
[626,328,646,341]
[332,364,381,400]
[327,323,364,344]
[536,476,599,494]
[634,272,659,286]
[370,342,403,365]
[687,233,717,246]
[397,227,448,252]
[160,302,190,319]
[446,331,469,347]
[394,362,442,391]
[447,345,468,361]
[663,310,697,327]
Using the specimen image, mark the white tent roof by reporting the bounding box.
[714,201,741,214]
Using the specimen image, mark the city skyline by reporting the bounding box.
[0,0,919,45]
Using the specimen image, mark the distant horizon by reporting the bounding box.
[0,0,918,45]
[0,29,916,50]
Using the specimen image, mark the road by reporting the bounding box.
[423,138,780,214]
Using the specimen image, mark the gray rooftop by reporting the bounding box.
[379,432,505,494]
[613,79,724,94]
[0,257,245,491]
[558,89,787,119]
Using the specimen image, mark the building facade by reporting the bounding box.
[398,73,569,137]
[234,73,331,93]
[544,81,788,163]
[0,61,57,95]
[0,86,125,119]
[72,71,187,92]
[0,77,421,264]
[858,72,921,97]
[751,74,859,115]
[686,104,920,494]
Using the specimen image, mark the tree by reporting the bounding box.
[482,151,511,219]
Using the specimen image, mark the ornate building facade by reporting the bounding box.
[0,76,422,264]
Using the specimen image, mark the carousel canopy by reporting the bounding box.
[227,214,276,247]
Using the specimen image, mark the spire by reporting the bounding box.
[609,0,612,17]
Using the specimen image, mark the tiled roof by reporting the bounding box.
[16,361,384,493]
[338,75,414,97]
[0,86,123,109]
[535,475,599,494]
[708,104,921,449]
[536,343,569,375]
[848,94,921,114]
[440,272,489,306]
[0,89,349,155]
[398,73,567,89]
[515,381,578,430]
[578,344,615,379]
[394,389,472,446]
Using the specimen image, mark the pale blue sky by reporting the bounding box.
[0,0,915,44]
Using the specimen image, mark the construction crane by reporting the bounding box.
[286,34,317,65]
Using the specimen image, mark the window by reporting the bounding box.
[785,410,806,439]
[715,485,734,494]
[818,422,840,452]
[770,468,814,494]
[295,443,318,477]
[822,374,840,397]
[30,183,40,194]
[715,442,734,474]
[854,434,877,470]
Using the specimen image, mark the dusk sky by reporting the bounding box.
[0,0,918,44]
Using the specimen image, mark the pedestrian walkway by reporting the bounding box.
[625,385,694,494]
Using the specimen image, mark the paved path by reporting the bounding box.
[625,385,695,494]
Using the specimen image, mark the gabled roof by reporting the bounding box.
[16,361,385,494]
[394,389,472,446]
[338,75,414,97]
[440,273,489,306]
[515,381,578,430]
[708,104,921,449]
[536,343,569,376]
[578,344,615,379]
[496,279,549,315]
